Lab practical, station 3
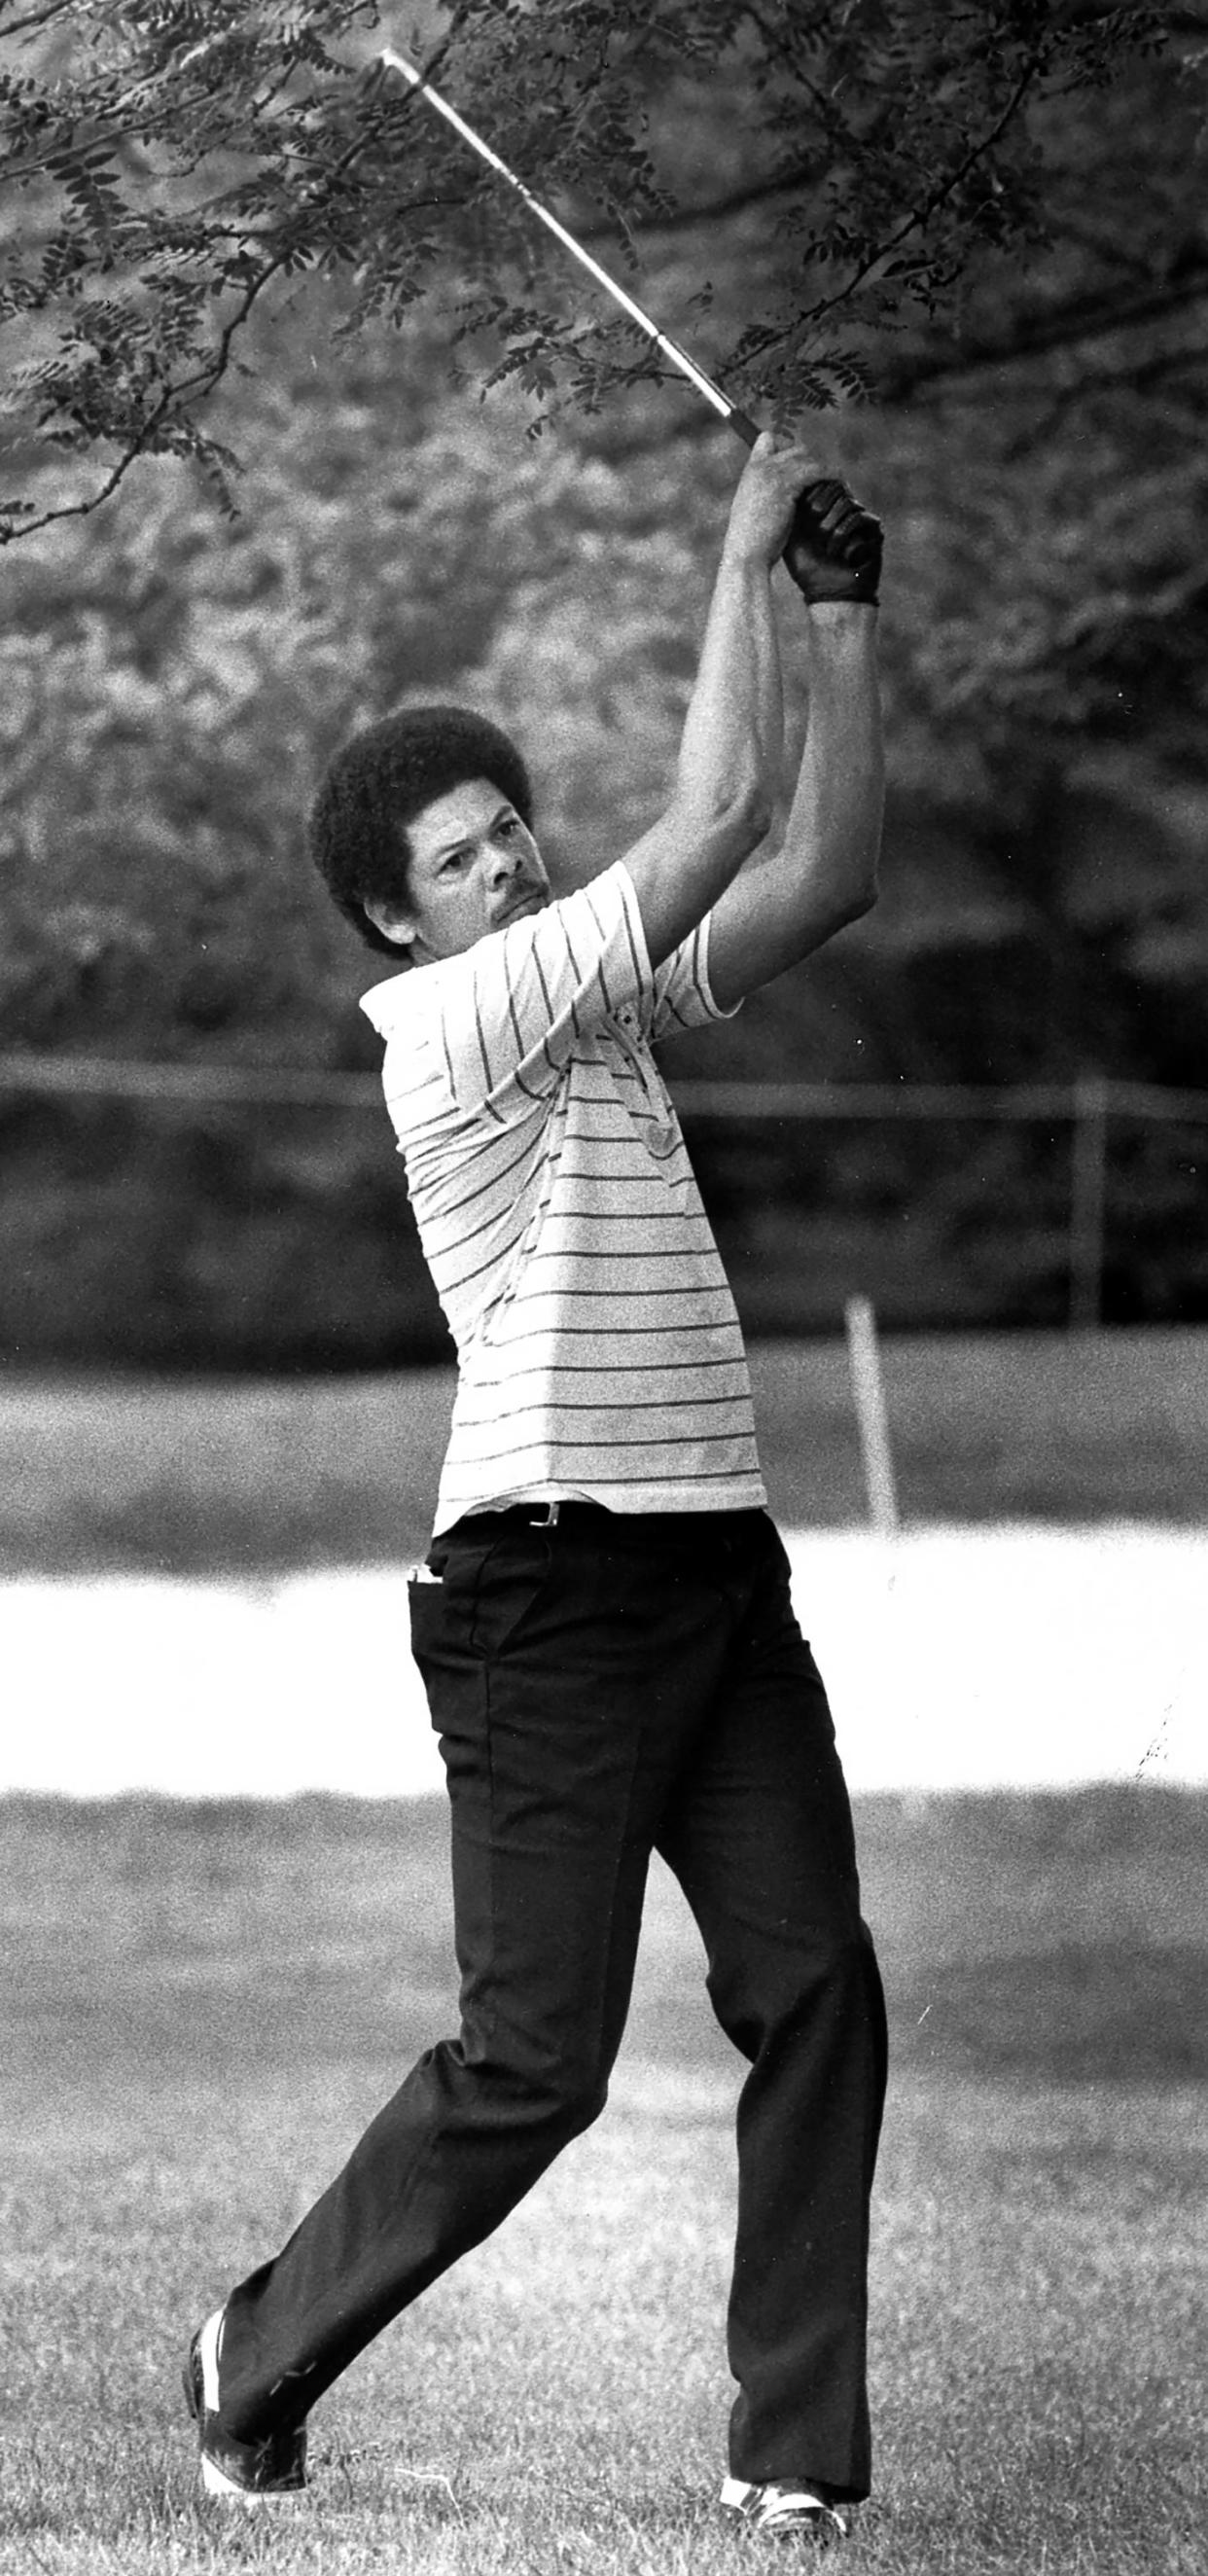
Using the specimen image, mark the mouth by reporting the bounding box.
[497,888,545,925]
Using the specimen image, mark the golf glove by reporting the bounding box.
[784,479,883,606]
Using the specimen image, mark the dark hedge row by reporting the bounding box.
[3,1067,1203,1373]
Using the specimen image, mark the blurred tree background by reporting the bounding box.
[0,1,1205,1368]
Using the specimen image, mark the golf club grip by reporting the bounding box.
[726,410,871,589]
[726,406,762,449]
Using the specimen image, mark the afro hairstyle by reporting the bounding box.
[308,703,534,958]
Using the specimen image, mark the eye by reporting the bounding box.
[440,850,467,875]
[497,814,521,839]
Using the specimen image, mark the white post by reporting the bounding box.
[845,1295,900,1537]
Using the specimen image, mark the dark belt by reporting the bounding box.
[450,1501,765,1542]
[456,1500,611,1532]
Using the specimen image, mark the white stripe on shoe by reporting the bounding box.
[720,2476,850,2541]
[198,2308,225,2416]
[197,2306,251,2502]
[186,2300,308,2502]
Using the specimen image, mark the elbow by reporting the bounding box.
[843,873,879,926]
[725,775,774,852]
[821,867,879,941]
[678,774,773,858]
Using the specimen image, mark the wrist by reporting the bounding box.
[719,530,776,581]
[799,599,881,682]
[801,597,880,632]
[798,597,875,618]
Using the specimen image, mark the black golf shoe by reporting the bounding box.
[184,2307,308,2500]
[721,2476,850,2542]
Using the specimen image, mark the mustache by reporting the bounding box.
[497,879,547,915]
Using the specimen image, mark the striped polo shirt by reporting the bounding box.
[361,858,766,1534]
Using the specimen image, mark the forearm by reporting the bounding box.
[705,600,883,1008]
[675,539,783,828]
[781,601,883,914]
[618,436,827,970]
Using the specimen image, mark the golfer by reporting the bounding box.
[187,434,889,2543]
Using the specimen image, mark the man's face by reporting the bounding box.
[369,774,550,965]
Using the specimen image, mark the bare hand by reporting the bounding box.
[724,433,829,571]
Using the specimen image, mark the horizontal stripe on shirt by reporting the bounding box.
[467,1356,752,1388]
[360,860,765,1531]
[452,1389,756,1428]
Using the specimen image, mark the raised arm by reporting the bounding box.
[620,437,825,969]
[706,588,884,1012]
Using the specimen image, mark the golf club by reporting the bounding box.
[378,45,762,446]
[378,48,880,595]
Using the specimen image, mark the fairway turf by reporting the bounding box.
[2,1324,1206,1579]
[2,1789,1203,2574]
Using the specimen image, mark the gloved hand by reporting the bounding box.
[782,478,883,606]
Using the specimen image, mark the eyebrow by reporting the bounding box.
[430,803,515,863]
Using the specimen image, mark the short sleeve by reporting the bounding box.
[361,859,652,1117]
[645,908,742,1044]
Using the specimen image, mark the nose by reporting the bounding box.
[488,839,522,882]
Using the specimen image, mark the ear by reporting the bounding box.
[362,896,415,952]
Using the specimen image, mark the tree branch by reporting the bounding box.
[741,1,855,156]
[881,264,1208,402]
[766,45,1051,354]
[579,158,816,243]
[0,245,292,548]
[0,63,416,549]
[0,1,78,34]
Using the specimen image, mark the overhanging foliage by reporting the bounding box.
[0,0,1193,541]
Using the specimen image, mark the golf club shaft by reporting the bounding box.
[379,47,760,448]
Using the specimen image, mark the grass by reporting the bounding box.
[4,1324,1207,1578]
[3,1337,1204,2563]
[2,1786,1205,2573]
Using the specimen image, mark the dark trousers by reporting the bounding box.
[217,1506,887,2499]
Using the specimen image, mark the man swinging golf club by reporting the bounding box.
[185,430,889,2543]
